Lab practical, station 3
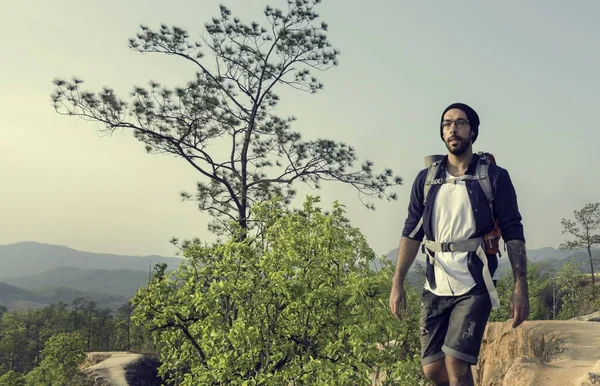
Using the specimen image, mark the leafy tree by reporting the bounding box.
[132,196,424,385]
[25,332,88,386]
[115,302,134,351]
[0,313,28,373]
[489,262,554,322]
[560,202,600,293]
[0,370,25,386]
[554,260,584,320]
[51,0,401,240]
[84,300,97,351]
[0,300,152,380]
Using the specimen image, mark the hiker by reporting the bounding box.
[389,103,529,386]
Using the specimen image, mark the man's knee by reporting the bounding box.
[445,354,474,385]
[423,358,448,385]
[445,354,471,375]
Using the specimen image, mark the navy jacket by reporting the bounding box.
[401,153,525,288]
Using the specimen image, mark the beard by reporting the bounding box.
[445,135,471,155]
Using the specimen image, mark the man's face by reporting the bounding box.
[441,108,473,156]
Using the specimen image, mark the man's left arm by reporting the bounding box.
[505,239,529,328]
[493,168,529,328]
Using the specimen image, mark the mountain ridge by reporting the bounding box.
[0,241,184,278]
[3,266,150,297]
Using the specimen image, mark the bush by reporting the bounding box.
[25,331,90,386]
[0,370,25,386]
[132,196,426,385]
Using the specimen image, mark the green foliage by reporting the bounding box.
[488,269,514,322]
[132,196,426,385]
[555,260,585,320]
[0,299,152,380]
[51,0,402,238]
[560,202,600,292]
[490,262,555,322]
[526,262,555,320]
[489,258,592,322]
[24,332,87,386]
[0,370,25,386]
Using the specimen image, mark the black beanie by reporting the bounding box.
[440,103,480,143]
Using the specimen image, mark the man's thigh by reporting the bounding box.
[442,287,492,365]
[419,290,453,366]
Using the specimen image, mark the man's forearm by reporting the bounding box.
[393,237,421,285]
[506,239,528,287]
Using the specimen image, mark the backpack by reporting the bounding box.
[423,151,503,256]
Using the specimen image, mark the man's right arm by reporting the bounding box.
[392,237,422,286]
[390,170,426,319]
[390,236,421,319]
[395,168,427,284]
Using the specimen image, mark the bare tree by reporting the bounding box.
[51,0,402,241]
[560,202,600,293]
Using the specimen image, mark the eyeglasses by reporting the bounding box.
[442,119,470,130]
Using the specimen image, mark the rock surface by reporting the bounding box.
[570,310,600,322]
[475,319,600,386]
[82,352,143,386]
[82,316,600,386]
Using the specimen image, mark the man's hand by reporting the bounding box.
[389,282,408,321]
[510,283,529,328]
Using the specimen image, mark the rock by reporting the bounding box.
[473,321,562,386]
[570,311,600,322]
[501,357,541,386]
[476,321,600,386]
[574,360,600,386]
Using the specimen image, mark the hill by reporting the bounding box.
[542,250,600,273]
[0,281,130,312]
[0,241,184,279]
[0,282,48,311]
[3,267,150,297]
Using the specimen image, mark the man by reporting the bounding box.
[389,103,529,386]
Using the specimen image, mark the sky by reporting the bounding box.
[1,0,599,257]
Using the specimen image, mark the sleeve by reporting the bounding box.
[401,169,427,241]
[492,167,525,242]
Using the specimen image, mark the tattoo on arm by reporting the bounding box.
[506,239,528,282]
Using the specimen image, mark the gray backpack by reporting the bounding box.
[422,152,502,256]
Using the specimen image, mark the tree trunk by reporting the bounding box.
[237,204,248,242]
[588,247,596,296]
[126,317,131,352]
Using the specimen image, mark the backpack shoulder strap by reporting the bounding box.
[423,160,442,206]
[476,152,495,218]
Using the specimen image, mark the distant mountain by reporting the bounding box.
[31,287,129,311]
[524,247,574,262]
[3,267,150,298]
[540,250,600,274]
[0,282,48,311]
[0,241,184,279]
[0,281,130,312]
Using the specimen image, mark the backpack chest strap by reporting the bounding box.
[426,174,484,187]
[423,238,483,253]
[422,237,500,309]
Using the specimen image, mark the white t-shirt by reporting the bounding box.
[424,170,477,296]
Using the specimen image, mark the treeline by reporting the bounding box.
[490,259,600,323]
[0,297,152,383]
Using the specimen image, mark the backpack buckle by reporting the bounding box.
[440,242,453,252]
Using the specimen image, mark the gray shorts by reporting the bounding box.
[419,285,492,366]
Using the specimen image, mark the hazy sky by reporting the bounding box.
[2,0,599,257]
